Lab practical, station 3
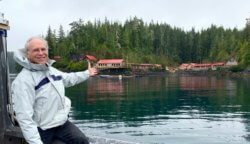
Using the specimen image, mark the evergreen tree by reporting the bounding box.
[45,17,250,70]
[45,26,56,59]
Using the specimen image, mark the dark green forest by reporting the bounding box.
[45,17,250,71]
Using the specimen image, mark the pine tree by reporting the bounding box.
[45,26,56,59]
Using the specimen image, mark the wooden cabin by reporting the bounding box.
[179,62,226,71]
[225,59,238,67]
[96,59,125,69]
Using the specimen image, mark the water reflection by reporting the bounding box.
[179,76,224,90]
[66,75,250,144]
[87,79,124,102]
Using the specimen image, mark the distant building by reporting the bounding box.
[53,56,61,61]
[130,63,162,70]
[166,66,177,73]
[225,59,238,67]
[179,63,190,70]
[190,63,212,71]
[96,59,125,69]
[179,62,226,71]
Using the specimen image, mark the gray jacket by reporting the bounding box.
[11,49,90,144]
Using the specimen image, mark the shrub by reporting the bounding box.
[149,67,163,72]
[53,59,69,71]
[66,61,87,72]
[229,65,245,72]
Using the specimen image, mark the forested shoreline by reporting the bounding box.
[44,17,250,71]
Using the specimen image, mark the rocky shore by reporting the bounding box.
[176,70,250,78]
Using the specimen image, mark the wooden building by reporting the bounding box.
[130,63,162,70]
[179,62,226,71]
[96,59,125,69]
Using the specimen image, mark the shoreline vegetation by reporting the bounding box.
[8,51,250,78]
[138,70,250,78]
[96,71,250,80]
[97,66,250,78]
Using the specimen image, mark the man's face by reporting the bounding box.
[27,39,48,64]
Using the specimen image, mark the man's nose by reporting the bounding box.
[38,49,44,54]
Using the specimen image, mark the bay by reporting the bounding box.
[66,75,250,144]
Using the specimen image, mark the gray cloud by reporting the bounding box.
[0,0,249,51]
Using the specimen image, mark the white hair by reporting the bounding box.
[25,36,48,52]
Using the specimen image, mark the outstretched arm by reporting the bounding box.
[56,61,98,87]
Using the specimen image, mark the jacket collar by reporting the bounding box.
[13,48,55,71]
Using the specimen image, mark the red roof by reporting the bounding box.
[179,63,190,67]
[181,63,189,66]
[191,63,212,67]
[97,59,123,64]
[83,55,96,61]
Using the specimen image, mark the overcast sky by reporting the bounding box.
[1,0,250,51]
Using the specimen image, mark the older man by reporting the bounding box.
[12,36,97,144]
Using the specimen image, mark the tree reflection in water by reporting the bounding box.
[66,75,250,143]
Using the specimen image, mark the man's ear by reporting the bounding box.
[27,51,30,59]
[26,50,32,62]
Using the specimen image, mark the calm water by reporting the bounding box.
[66,74,250,144]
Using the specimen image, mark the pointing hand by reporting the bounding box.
[87,60,98,76]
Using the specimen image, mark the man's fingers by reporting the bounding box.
[89,68,98,76]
